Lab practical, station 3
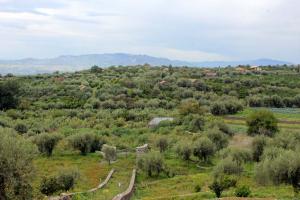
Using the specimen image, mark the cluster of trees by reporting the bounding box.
[248,95,300,108]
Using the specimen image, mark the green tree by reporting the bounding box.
[156,137,169,153]
[252,136,267,162]
[206,128,229,151]
[209,176,236,198]
[0,81,20,110]
[0,129,37,199]
[137,152,165,177]
[193,137,215,162]
[246,110,278,137]
[176,141,193,161]
[68,133,105,155]
[101,144,117,165]
[34,133,62,156]
[14,123,28,134]
[255,150,300,195]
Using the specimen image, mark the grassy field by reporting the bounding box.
[131,137,296,200]
[33,151,135,200]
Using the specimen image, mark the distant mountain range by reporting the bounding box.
[0,53,293,75]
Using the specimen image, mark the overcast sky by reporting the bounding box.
[0,0,299,63]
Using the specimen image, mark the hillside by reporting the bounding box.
[0,53,292,75]
[0,65,299,200]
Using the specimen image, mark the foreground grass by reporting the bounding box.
[33,152,109,199]
[72,154,135,200]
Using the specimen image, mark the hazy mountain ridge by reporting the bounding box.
[0,53,292,75]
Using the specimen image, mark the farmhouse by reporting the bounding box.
[250,66,262,71]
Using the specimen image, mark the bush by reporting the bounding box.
[68,133,105,155]
[252,136,267,162]
[220,147,252,165]
[156,137,169,153]
[40,170,79,195]
[210,102,227,115]
[246,110,278,137]
[176,141,193,161]
[206,128,229,151]
[211,100,243,116]
[214,157,243,176]
[209,176,236,198]
[182,114,205,132]
[14,123,28,134]
[193,137,216,162]
[194,185,202,192]
[34,133,62,156]
[101,144,117,165]
[0,129,37,199]
[57,170,80,191]
[235,185,251,197]
[178,99,205,116]
[137,152,165,177]
[40,176,59,196]
[0,80,20,110]
[255,150,300,195]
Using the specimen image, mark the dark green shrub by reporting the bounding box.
[235,185,251,197]
[194,185,202,192]
[156,137,169,153]
[14,123,28,134]
[68,133,105,155]
[0,81,20,110]
[40,176,59,195]
[209,177,236,198]
[57,170,79,191]
[210,102,227,115]
[40,170,79,195]
[252,136,267,162]
[246,110,278,137]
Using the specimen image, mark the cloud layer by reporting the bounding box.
[0,0,299,62]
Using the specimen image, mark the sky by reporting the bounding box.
[0,0,299,63]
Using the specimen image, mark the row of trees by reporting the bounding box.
[248,95,300,108]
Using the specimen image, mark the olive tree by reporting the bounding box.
[156,137,169,153]
[246,110,278,137]
[193,137,216,162]
[101,144,117,165]
[252,136,267,162]
[0,129,37,199]
[176,141,193,161]
[206,128,229,151]
[68,133,105,155]
[137,152,165,177]
[34,133,62,156]
[255,150,300,195]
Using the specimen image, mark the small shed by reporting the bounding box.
[148,117,174,128]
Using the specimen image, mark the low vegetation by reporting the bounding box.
[0,65,299,199]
